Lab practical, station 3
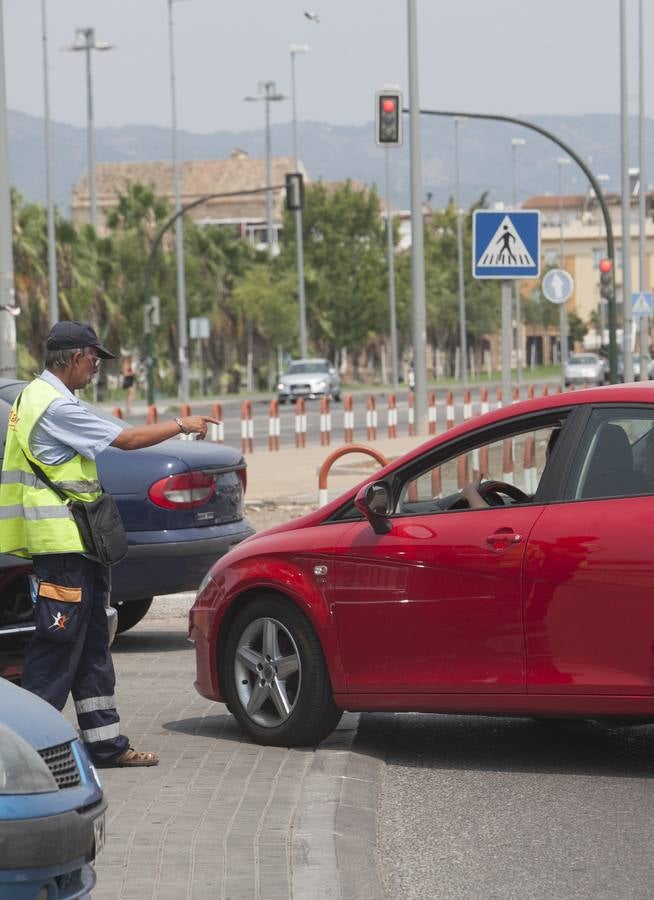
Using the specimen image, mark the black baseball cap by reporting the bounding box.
[46,321,115,360]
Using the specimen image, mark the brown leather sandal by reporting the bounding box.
[112,746,160,767]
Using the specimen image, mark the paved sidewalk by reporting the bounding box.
[243,435,426,504]
[80,622,386,900]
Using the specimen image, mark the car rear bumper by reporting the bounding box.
[111,520,255,602]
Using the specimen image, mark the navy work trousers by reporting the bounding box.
[21,553,129,765]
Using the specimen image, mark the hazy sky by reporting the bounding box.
[3,0,651,135]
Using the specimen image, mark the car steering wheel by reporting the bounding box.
[477,480,529,506]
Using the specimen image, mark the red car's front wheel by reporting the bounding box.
[223,596,342,747]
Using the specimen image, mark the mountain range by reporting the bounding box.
[8,109,652,215]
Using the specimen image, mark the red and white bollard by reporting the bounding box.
[523,435,537,493]
[366,395,378,441]
[480,387,489,416]
[241,400,254,454]
[428,390,437,435]
[430,466,442,498]
[463,388,472,422]
[387,394,398,438]
[528,385,535,401]
[512,386,520,403]
[502,437,514,484]
[179,402,193,440]
[343,395,354,443]
[496,387,503,409]
[456,453,469,489]
[542,384,549,397]
[268,399,280,451]
[408,391,415,436]
[320,396,332,446]
[209,402,224,443]
[146,404,158,425]
[446,391,455,430]
[295,398,307,448]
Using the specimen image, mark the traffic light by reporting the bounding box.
[375,90,403,147]
[285,172,304,211]
[599,258,613,299]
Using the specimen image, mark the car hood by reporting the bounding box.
[0,679,77,751]
[280,372,329,385]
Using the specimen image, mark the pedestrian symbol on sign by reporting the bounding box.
[478,215,536,269]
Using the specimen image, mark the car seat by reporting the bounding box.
[581,422,648,499]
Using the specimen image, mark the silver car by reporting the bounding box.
[564,352,608,387]
[277,358,341,403]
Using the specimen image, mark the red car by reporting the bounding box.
[190,383,654,746]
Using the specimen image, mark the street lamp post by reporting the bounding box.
[65,28,113,230]
[0,0,17,378]
[637,0,649,379]
[245,82,286,258]
[290,44,309,358]
[454,118,467,387]
[511,137,525,382]
[407,0,428,432]
[41,0,57,326]
[167,0,190,403]
[619,0,633,382]
[595,173,611,341]
[557,155,571,383]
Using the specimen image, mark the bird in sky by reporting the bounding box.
[304,11,320,23]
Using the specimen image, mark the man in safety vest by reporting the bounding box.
[0,321,219,767]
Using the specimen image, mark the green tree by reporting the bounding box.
[280,181,389,365]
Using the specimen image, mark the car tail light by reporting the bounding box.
[148,471,216,509]
[238,467,247,494]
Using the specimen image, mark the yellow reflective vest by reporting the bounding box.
[0,378,103,557]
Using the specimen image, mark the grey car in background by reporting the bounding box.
[564,352,608,387]
[277,358,341,403]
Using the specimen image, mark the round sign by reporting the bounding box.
[542,268,574,304]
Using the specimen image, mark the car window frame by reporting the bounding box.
[327,405,579,524]
[559,402,654,502]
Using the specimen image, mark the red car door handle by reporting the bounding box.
[486,531,523,549]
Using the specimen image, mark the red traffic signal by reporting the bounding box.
[599,258,612,274]
[375,89,403,147]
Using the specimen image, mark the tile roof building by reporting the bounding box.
[70,149,307,252]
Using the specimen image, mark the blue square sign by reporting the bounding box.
[473,210,541,279]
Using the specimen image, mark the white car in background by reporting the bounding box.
[277,358,341,403]
[564,353,608,387]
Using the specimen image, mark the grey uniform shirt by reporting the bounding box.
[29,370,124,465]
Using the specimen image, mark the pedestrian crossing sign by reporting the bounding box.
[473,210,541,279]
[631,291,653,318]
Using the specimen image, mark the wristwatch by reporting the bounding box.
[174,416,190,435]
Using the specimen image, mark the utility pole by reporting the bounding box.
[0,0,17,378]
[638,0,649,377]
[620,0,633,382]
[168,0,189,402]
[290,45,309,357]
[407,0,428,432]
[454,118,468,387]
[41,0,58,325]
[385,148,399,391]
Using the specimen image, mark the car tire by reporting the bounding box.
[113,597,153,634]
[223,595,342,747]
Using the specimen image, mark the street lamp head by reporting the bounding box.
[290,43,310,55]
[511,138,526,147]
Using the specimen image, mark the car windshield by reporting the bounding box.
[288,362,329,374]
[569,355,599,365]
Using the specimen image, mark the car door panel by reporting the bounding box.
[524,498,654,694]
[333,505,546,694]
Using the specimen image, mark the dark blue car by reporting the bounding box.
[0,678,106,898]
[0,377,254,656]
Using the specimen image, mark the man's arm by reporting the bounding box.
[111,415,220,451]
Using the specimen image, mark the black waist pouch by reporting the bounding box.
[68,493,128,567]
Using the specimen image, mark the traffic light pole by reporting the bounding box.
[412,108,619,383]
[143,184,284,405]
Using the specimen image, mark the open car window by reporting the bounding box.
[396,417,567,516]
